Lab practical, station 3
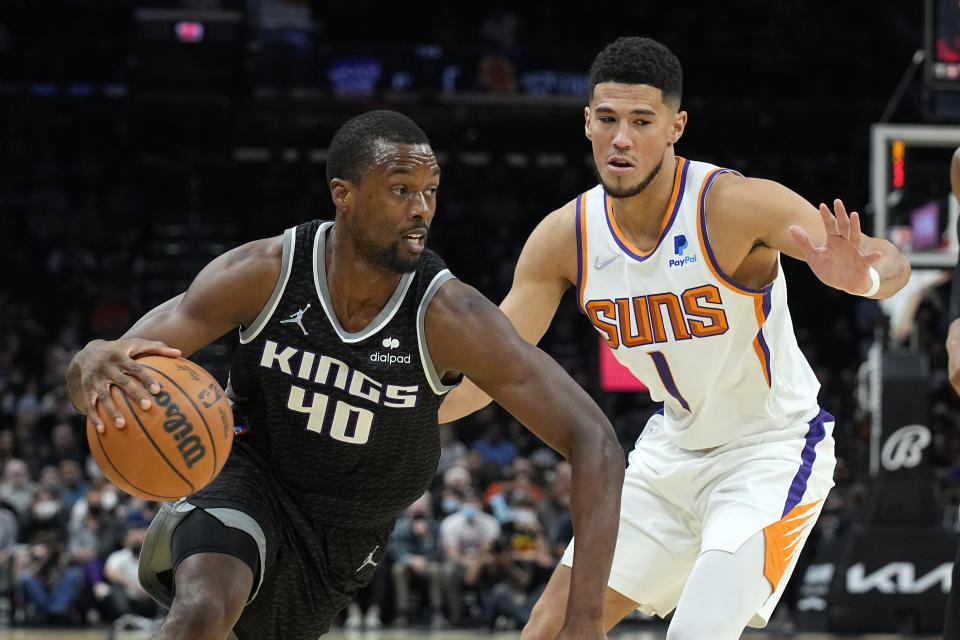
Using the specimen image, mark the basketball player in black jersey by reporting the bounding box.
[66,110,624,640]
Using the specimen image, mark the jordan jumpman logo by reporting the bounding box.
[280,304,311,336]
[356,545,380,572]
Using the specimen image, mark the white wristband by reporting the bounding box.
[857,267,880,297]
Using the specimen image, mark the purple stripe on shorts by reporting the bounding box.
[782,408,832,517]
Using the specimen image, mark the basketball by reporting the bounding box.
[86,355,234,501]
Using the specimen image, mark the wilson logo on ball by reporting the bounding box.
[154,390,207,468]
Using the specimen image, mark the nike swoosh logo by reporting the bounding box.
[595,254,621,270]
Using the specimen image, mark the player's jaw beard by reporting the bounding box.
[356,234,420,274]
[593,150,665,199]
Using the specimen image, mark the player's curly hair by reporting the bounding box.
[326,110,431,185]
[589,37,683,107]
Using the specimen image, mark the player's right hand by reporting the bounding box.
[67,338,182,432]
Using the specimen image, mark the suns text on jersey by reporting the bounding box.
[585,285,729,348]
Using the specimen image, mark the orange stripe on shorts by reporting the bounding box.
[762,500,820,591]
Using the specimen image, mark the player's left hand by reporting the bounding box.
[789,199,884,295]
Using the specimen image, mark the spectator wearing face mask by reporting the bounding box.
[485,494,554,630]
[16,532,84,624]
[102,526,158,625]
[437,465,472,518]
[68,488,123,623]
[20,487,67,545]
[389,492,447,629]
[69,479,120,533]
[440,491,500,626]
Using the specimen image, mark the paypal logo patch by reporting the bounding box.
[669,235,696,268]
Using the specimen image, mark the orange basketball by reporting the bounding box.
[87,356,234,501]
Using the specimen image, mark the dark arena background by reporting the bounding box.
[2,0,960,638]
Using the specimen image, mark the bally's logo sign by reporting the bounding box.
[880,424,931,471]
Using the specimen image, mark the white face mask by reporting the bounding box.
[513,509,538,528]
[34,500,60,519]
[100,490,118,511]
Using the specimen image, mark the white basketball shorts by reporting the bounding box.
[562,406,836,627]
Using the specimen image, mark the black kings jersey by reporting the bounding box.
[225,220,457,529]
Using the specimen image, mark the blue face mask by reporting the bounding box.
[462,505,478,520]
[442,498,461,514]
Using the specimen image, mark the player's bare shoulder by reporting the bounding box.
[701,171,749,220]
[518,198,580,288]
[422,277,502,376]
[183,234,286,329]
[213,235,285,291]
[227,235,284,271]
[699,171,779,276]
[424,277,490,332]
[702,171,799,241]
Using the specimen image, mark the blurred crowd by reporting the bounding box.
[341,424,574,631]
[2,0,960,634]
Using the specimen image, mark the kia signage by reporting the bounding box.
[796,528,958,633]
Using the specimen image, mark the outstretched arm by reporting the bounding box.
[787,199,908,299]
[705,175,910,299]
[427,280,622,639]
[66,236,283,431]
[438,203,576,422]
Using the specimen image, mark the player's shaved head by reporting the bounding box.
[326,110,432,186]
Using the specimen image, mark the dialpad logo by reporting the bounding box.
[369,352,411,365]
[370,336,409,365]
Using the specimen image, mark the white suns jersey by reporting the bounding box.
[575,158,821,450]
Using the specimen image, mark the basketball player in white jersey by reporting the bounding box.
[440,36,911,639]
